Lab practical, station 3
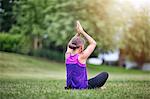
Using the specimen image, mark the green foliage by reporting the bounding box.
[12,0,46,36]
[11,0,116,52]
[7,0,88,60]
[2,0,149,64]
[0,33,21,52]
[11,0,81,46]
[0,33,30,54]
[44,0,81,46]
[0,0,16,32]
[78,0,117,51]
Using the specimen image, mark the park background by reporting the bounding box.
[0,0,150,99]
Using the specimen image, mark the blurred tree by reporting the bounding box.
[108,2,150,67]
[78,0,116,52]
[0,0,16,32]
[123,8,150,67]
[10,0,117,52]
[5,0,150,64]
[43,0,81,48]
[108,1,135,66]
[10,0,47,50]
[10,0,81,51]
[10,0,124,57]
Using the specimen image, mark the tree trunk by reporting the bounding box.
[33,37,42,50]
[118,48,126,67]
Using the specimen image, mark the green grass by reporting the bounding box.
[0,52,150,99]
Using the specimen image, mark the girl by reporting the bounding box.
[65,21,109,89]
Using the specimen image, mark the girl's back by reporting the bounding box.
[66,54,88,89]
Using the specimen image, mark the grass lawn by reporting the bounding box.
[0,52,150,99]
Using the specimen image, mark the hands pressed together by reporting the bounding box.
[76,20,85,36]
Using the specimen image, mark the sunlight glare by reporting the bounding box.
[118,0,150,9]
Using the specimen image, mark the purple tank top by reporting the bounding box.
[65,54,88,89]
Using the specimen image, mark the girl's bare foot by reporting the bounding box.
[101,86,106,89]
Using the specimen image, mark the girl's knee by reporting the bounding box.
[101,72,109,78]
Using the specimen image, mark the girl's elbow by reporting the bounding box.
[91,41,96,48]
[89,40,96,46]
[93,41,97,46]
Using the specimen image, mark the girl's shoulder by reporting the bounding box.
[65,52,78,59]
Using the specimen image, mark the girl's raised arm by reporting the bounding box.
[77,21,96,59]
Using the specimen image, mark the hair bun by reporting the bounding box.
[68,37,84,50]
[69,43,77,50]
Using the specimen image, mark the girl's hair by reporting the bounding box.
[69,37,85,50]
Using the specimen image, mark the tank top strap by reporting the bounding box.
[66,53,86,67]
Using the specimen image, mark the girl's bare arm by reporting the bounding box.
[77,21,96,59]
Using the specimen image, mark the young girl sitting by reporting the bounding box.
[65,21,109,89]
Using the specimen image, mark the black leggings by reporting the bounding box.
[88,72,109,89]
[65,72,109,89]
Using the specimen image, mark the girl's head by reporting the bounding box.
[69,37,85,53]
